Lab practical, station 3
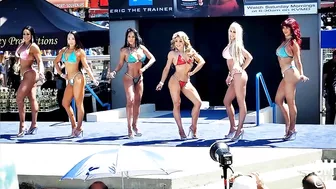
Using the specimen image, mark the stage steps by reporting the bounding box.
[5,143,328,189]
[86,102,210,122]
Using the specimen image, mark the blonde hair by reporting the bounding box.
[228,22,245,66]
[170,31,194,53]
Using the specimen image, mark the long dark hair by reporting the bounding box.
[21,25,37,44]
[281,18,302,47]
[122,28,143,49]
[67,31,83,70]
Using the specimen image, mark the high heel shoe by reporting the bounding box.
[27,127,38,135]
[284,130,297,141]
[132,127,142,137]
[224,130,236,139]
[179,130,187,140]
[231,130,244,142]
[74,129,83,138]
[17,128,27,137]
[188,126,198,139]
[69,128,76,138]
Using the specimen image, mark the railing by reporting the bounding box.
[71,84,111,118]
[85,84,111,110]
[255,72,276,126]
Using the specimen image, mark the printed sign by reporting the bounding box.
[0,35,65,51]
[244,0,318,16]
[109,0,174,19]
[109,0,318,19]
[109,0,244,20]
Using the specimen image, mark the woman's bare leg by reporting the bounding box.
[62,85,76,135]
[168,78,186,139]
[132,78,144,134]
[275,80,290,135]
[223,83,236,134]
[16,71,36,135]
[73,74,85,133]
[284,83,297,132]
[232,72,248,138]
[182,82,202,137]
[27,83,38,129]
[123,76,135,137]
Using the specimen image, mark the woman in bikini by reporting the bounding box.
[110,28,156,139]
[15,26,45,137]
[53,31,99,138]
[275,18,309,140]
[156,31,205,140]
[223,22,253,142]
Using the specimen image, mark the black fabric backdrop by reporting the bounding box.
[138,15,288,111]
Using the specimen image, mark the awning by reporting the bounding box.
[47,0,89,9]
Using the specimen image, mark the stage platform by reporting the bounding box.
[0,110,335,149]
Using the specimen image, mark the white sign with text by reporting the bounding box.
[244,2,318,16]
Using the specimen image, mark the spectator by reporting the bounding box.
[19,182,37,189]
[322,50,336,124]
[6,56,21,91]
[230,172,268,189]
[302,172,326,189]
[89,181,108,189]
[0,62,4,86]
[41,71,56,89]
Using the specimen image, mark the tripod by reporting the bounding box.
[220,164,234,189]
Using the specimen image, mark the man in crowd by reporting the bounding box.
[323,50,336,124]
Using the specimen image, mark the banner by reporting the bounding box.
[108,0,244,20]
[109,0,318,20]
[46,0,89,9]
[0,35,65,51]
[244,0,318,16]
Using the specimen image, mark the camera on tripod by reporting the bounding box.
[209,141,234,189]
[209,141,233,166]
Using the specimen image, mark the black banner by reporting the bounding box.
[0,35,66,51]
[109,0,244,20]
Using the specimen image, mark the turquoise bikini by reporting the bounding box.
[62,50,77,64]
[276,40,293,58]
[127,53,146,63]
[62,48,82,86]
[276,40,296,77]
[126,48,147,85]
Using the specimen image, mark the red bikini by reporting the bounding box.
[175,55,193,88]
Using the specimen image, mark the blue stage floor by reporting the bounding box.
[0,110,334,149]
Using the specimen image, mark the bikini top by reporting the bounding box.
[222,46,232,60]
[62,48,77,64]
[15,43,34,61]
[176,54,193,66]
[127,47,146,64]
[276,40,293,58]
